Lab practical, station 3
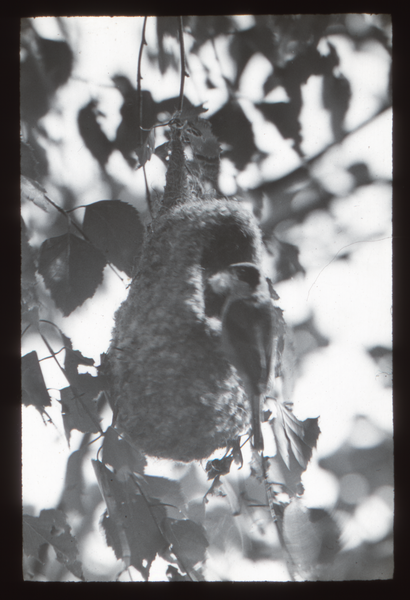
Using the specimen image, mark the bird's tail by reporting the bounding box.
[251,393,264,451]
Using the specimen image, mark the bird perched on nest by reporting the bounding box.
[208,262,279,451]
[106,198,285,462]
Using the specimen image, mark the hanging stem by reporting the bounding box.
[135,18,154,220]
[136,16,148,145]
[178,16,186,111]
[143,165,153,218]
[260,454,297,581]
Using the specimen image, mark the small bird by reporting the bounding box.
[208,262,277,451]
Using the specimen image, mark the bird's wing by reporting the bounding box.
[223,297,274,392]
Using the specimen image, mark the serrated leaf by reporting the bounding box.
[283,497,321,575]
[21,175,49,211]
[22,351,51,412]
[283,498,340,576]
[23,509,83,580]
[93,461,168,577]
[162,518,208,570]
[102,426,147,476]
[272,401,320,471]
[38,233,107,316]
[82,200,143,277]
[60,374,102,441]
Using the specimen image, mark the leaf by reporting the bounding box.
[142,476,185,514]
[113,83,158,167]
[162,518,208,571]
[156,95,195,119]
[283,498,340,576]
[82,200,144,277]
[229,24,276,87]
[102,426,147,477]
[21,175,49,212]
[61,333,95,385]
[135,128,156,167]
[60,373,102,441]
[21,218,40,329]
[178,103,208,122]
[187,16,234,50]
[93,461,168,577]
[21,218,37,287]
[154,141,170,164]
[77,100,113,167]
[274,238,306,282]
[206,454,234,480]
[322,71,351,142]
[256,101,302,154]
[156,17,180,74]
[21,140,41,180]
[209,100,258,170]
[292,316,329,361]
[283,497,321,575]
[22,351,51,412]
[187,120,220,159]
[23,509,84,580]
[166,565,191,581]
[59,449,86,514]
[20,22,73,123]
[38,233,107,316]
[271,402,320,471]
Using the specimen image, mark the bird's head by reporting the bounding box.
[208,263,261,298]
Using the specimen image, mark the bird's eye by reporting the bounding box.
[230,264,260,288]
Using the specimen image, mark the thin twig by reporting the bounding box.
[39,319,63,333]
[143,165,153,219]
[260,453,297,581]
[136,17,148,145]
[178,17,186,112]
[38,347,65,361]
[21,323,32,338]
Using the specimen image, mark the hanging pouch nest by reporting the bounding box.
[107,199,266,461]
